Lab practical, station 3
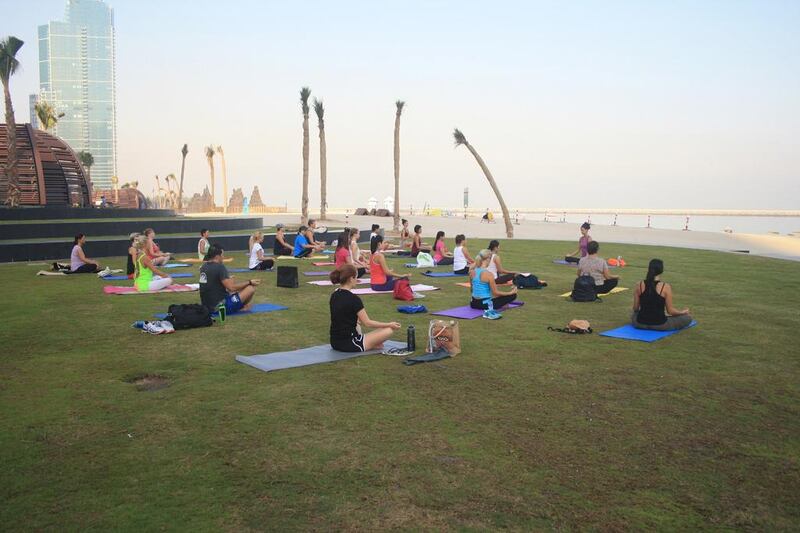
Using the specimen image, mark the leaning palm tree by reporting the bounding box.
[204,145,216,208]
[299,86,311,225]
[216,145,228,214]
[392,100,405,231]
[177,143,188,210]
[34,100,64,132]
[0,36,24,207]
[453,129,513,238]
[77,151,95,185]
[313,98,327,220]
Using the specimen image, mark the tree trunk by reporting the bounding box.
[465,142,514,238]
[2,81,20,207]
[319,121,327,221]
[178,154,186,210]
[301,113,309,225]
[220,153,228,214]
[393,111,401,231]
[207,158,215,209]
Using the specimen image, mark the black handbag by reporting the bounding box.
[276,266,299,288]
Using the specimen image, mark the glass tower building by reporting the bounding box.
[38,0,117,189]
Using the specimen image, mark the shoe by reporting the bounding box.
[97,267,112,278]
[155,320,175,333]
[382,347,413,356]
[131,320,146,329]
[482,310,502,320]
[142,321,165,335]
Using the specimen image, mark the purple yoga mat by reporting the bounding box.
[302,271,332,276]
[431,301,525,320]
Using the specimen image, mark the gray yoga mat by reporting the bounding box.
[236,340,406,373]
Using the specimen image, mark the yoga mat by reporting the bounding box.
[431,301,524,320]
[154,302,288,319]
[351,284,439,295]
[164,263,191,268]
[560,287,628,298]
[403,351,451,365]
[553,259,617,268]
[103,284,199,295]
[236,340,407,373]
[307,278,369,286]
[101,273,194,281]
[177,257,233,263]
[600,321,697,342]
[422,271,466,278]
[228,268,273,273]
[455,281,513,288]
[303,271,332,276]
[312,262,335,266]
[322,249,335,254]
[405,263,442,268]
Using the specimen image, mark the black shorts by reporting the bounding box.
[331,332,365,352]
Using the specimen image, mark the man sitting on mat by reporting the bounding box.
[631,259,693,331]
[329,264,401,352]
[273,224,294,256]
[578,241,619,294]
[200,245,261,314]
[470,249,518,314]
[369,235,411,291]
[293,226,324,258]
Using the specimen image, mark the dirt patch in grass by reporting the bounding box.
[125,374,171,392]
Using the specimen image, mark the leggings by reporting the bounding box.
[564,256,580,264]
[454,266,470,275]
[595,278,618,294]
[371,276,396,292]
[470,294,517,310]
[250,259,275,270]
[356,267,367,279]
[631,311,693,331]
[436,256,454,266]
[148,276,173,292]
[68,264,100,274]
[495,273,515,284]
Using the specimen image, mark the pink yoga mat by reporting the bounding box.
[350,284,439,295]
[103,284,199,295]
[307,278,370,286]
[431,301,524,319]
[312,262,335,266]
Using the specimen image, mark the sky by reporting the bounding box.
[3,0,799,211]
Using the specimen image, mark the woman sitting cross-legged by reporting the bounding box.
[248,231,275,271]
[335,230,368,278]
[432,231,454,265]
[410,224,431,257]
[631,259,693,331]
[578,240,619,294]
[68,233,103,273]
[470,249,518,317]
[452,234,474,275]
[329,264,401,352]
[132,235,173,292]
[273,224,294,256]
[369,234,411,291]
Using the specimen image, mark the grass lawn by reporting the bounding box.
[1,239,798,530]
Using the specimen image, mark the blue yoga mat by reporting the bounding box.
[600,321,697,342]
[422,271,465,278]
[102,272,194,281]
[228,268,273,273]
[154,302,288,319]
[405,263,443,268]
[164,263,191,268]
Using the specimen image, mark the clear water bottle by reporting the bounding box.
[407,325,416,352]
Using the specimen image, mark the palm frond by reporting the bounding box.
[313,98,324,120]
[181,144,188,157]
[216,145,224,156]
[0,36,24,81]
[205,145,215,158]
[453,128,467,147]
[396,100,405,113]
[300,86,311,114]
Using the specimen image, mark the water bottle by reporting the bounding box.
[407,325,416,352]
[617,255,622,267]
[216,302,226,324]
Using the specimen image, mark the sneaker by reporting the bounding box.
[97,267,113,278]
[142,321,165,335]
[482,310,503,320]
[155,320,175,333]
[382,347,413,356]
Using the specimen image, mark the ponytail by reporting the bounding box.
[644,259,664,294]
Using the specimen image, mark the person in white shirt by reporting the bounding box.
[453,234,474,275]
[487,239,517,284]
[248,231,275,271]
[197,229,210,260]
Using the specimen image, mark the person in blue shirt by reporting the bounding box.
[293,226,323,257]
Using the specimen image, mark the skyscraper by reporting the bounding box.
[38,0,117,189]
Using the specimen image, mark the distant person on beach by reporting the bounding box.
[248,231,275,271]
[565,222,592,263]
[200,244,261,314]
[329,264,401,352]
[432,231,454,265]
[410,225,431,257]
[453,234,474,275]
[369,234,411,291]
[64,233,104,274]
[631,259,693,331]
[127,233,140,279]
[470,249,518,315]
[487,240,519,284]
[481,209,495,223]
[197,229,210,260]
[144,228,171,266]
[578,241,619,294]
[133,235,173,292]
[335,230,368,278]
[273,224,294,256]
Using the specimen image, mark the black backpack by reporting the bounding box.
[571,275,599,302]
[166,304,213,329]
[276,266,299,288]
[514,274,541,289]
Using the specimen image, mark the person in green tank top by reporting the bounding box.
[133,235,173,292]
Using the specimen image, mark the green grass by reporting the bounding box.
[1,240,798,530]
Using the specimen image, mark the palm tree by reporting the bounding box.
[77,151,95,185]
[34,100,64,131]
[313,98,327,220]
[299,86,311,225]
[204,145,215,208]
[165,173,179,209]
[453,129,513,238]
[216,145,228,214]
[178,143,188,210]
[393,100,405,231]
[1,36,24,207]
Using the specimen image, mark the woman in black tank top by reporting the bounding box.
[632,259,693,331]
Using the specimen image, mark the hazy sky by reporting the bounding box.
[4,0,799,210]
